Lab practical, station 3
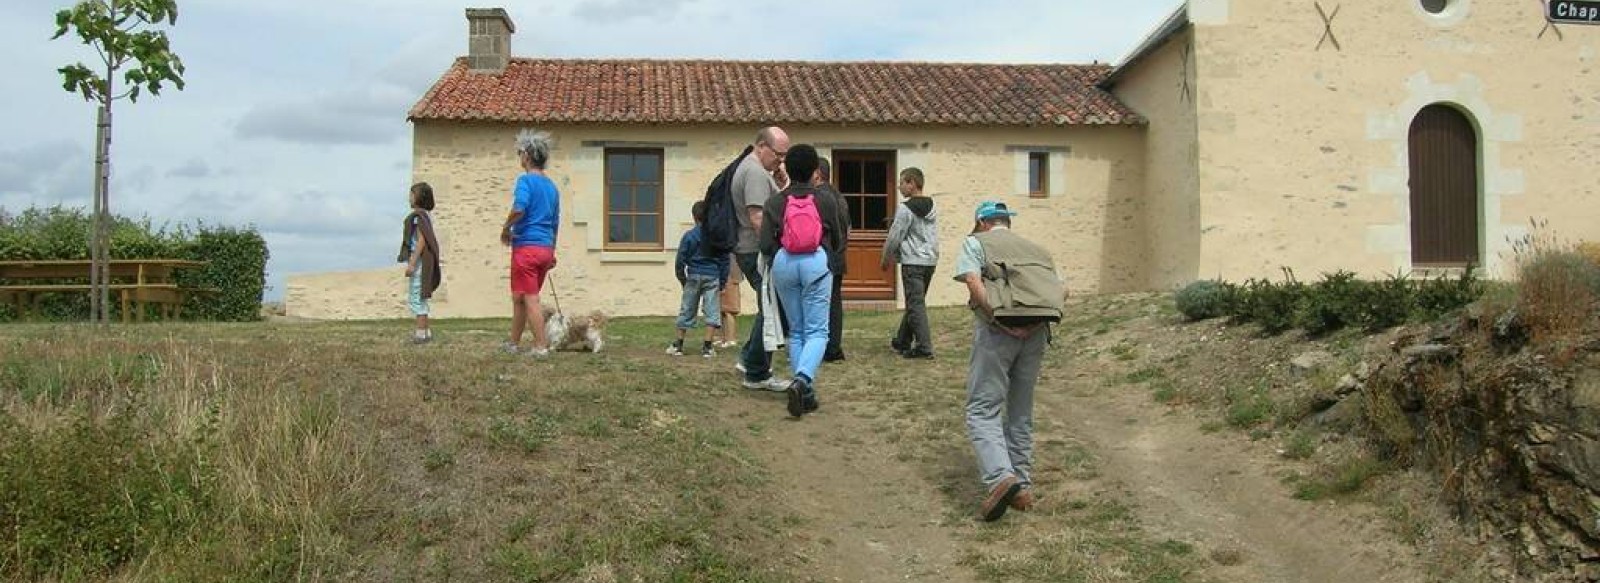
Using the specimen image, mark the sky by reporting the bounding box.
[0,0,1183,301]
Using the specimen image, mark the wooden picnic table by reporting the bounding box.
[0,259,213,322]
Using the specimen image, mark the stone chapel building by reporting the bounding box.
[287,0,1599,319]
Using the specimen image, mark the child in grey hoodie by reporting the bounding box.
[881,167,939,358]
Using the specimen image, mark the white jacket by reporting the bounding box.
[759,255,785,351]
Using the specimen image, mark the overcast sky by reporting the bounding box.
[1,0,1182,301]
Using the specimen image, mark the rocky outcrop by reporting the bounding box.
[1365,317,1600,581]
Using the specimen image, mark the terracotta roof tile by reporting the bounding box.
[409,58,1143,126]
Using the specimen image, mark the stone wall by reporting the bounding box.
[1109,25,1200,291]
[1366,318,1600,581]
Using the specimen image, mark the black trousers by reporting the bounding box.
[825,270,845,359]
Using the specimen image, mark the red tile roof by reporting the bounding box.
[408,58,1144,126]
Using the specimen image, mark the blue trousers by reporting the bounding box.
[675,275,722,329]
[771,249,832,385]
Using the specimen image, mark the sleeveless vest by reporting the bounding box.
[973,229,1064,326]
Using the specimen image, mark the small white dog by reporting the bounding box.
[543,307,608,353]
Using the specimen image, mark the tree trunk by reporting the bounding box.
[94,39,115,325]
[90,105,109,323]
[98,102,112,323]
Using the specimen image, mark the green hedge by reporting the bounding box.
[0,206,268,322]
[1174,268,1483,336]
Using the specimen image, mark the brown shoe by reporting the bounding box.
[1009,488,1035,512]
[979,476,1021,522]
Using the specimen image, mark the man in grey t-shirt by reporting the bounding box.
[734,126,790,391]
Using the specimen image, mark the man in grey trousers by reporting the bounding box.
[954,201,1062,521]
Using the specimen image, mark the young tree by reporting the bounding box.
[53,0,185,323]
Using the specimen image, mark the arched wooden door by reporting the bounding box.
[1408,104,1480,267]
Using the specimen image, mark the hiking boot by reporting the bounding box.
[701,341,716,358]
[979,476,1022,522]
[1009,488,1035,512]
[889,339,910,355]
[802,394,820,414]
[902,348,935,360]
[666,339,684,356]
[785,378,809,418]
[741,376,789,392]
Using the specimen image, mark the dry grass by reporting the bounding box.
[1509,224,1600,345]
[5,304,1208,582]
[0,334,376,580]
[0,320,793,582]
[12,287,1505,582]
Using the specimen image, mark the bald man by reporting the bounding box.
[736,127,792,391]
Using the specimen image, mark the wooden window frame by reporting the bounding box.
[1028,152,1050,198]
[603,148,665,251]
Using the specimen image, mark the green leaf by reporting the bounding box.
[52,0,186,104]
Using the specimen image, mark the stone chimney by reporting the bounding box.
[466,8,515,72]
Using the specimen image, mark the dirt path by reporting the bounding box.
[1047,380,1425,583]
[676,302,1433,582]
[718,391,980,583]
[710,366,1431,582]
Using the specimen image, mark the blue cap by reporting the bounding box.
[975,201,1017,221]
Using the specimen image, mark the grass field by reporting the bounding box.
[0,299,1254,582]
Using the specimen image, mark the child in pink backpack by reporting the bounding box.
[756,145,848,418]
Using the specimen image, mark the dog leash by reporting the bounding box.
[547,273,564,317]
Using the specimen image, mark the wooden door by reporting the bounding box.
[1408,104,1480,267]
[833,150,897,300]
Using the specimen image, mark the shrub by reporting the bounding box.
[1234,270,1303,335]
[0,206,266,322]
[1357,273,1415,332]
[1174,280,1234,321]
[176,226,270,322]
[1413,267,1484,321]
[1296,270,1362,336]
[1576,241,1600,267]
[1515,250,1600,341]
[1508,224,1600,343]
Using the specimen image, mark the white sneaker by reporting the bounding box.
[735,362,747,374]
[740,376,790,392]
[527,347,551,358]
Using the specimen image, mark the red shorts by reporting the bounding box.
[510,245,555,296]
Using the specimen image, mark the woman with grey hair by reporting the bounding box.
[499,129,561,356]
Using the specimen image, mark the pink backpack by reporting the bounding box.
[780,194,824,254]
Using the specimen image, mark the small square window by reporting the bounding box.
[1028,152,1049,198]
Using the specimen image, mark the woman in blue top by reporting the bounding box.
[499,129,561,356]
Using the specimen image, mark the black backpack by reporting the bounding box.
[700,145,754,257]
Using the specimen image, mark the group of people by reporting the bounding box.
[398,126,1065,522]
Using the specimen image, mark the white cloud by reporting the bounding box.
[572,0,696,23]
[235,86,415,145]
[167,158,212,178]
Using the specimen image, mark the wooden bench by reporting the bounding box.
[0,284,219,323]
[0,260,213,323]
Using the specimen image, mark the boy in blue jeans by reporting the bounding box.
[672,201,731,357]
